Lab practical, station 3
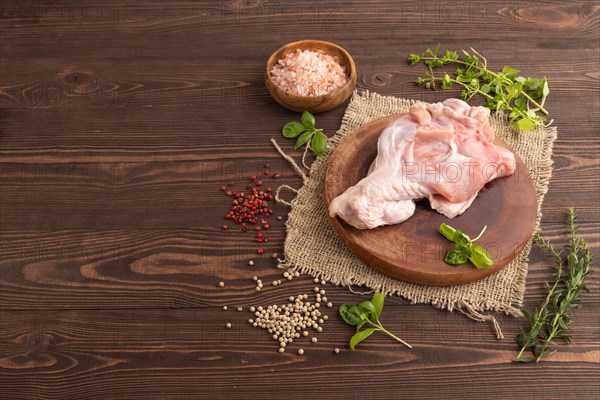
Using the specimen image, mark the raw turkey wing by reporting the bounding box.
[328,99,516,229]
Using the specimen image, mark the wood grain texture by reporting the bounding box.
[1,0,599,399]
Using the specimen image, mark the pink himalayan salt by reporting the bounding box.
[270,49,348,96]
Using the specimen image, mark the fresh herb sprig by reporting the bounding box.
[515,207,592,362]
[281,111,328,156]
[439,223,494,269]
[408,46,550,131]
[339,292,412,350]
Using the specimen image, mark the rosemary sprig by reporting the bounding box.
[515,208,592,362]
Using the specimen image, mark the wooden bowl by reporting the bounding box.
[265,40,357,114]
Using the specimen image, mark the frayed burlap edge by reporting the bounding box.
[272,90,557,339]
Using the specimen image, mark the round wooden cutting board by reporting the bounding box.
[323,113,538,286]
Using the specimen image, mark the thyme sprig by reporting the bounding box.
[408,46,551,131]
[515,208,592,362]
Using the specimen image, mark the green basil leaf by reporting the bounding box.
[294,130,314,150]
[301,111,315,128]
[311,131,328,156]
[371,292,385,320]
[542,77,549,98]
[457,243,473,258]
[282,121,305,138]
[516,118,537,131]
[453,229,471,246]
[514,97,526,110]
[357,301,376,316]
[444,248,468,265]
[439,223,456,241]
[349,328,376,350]
[356,320,366,332]
[501,66,519,80]
[469,244,494,269]
[339,304,365,326]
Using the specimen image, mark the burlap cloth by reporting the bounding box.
[272,91,557,338]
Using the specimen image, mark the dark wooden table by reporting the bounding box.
[1,1,599,399]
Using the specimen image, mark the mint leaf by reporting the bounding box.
[294,130,314,150]
[371,292,385,320]
[349,328,376,350]
[311,131,328,156]
[282,121,305,138]
[445,248,468,265]
[301,111,315,128]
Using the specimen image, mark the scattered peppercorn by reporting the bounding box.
[298,349,304,355]
[226,323,232,328]
[218,281,225,288]
[273,173,281,179]
[271,252,278,259]
[222,306,228,311]
[257,248,264,255]
[222,224,228,230]
[220,186,226,191]
[250,175,256,181]
[312,337,318,343]
[237,306,243,312]
[248,293,326,353]
[249,260,255,266]
[334,348,340,354]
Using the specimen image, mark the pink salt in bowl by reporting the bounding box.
[265,40,357,113]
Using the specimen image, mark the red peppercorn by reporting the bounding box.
[264,170,270,176]
[256,180,262,186]
[263,238,268,243]
[257,248,264,255]
[220,186,226,191]
[273,173,280,179]
[250,175,256,181]
[255,227,261,231]
[222,224,228,230]
[264,162,270,168]
[266,187,272,192]
[263,223,270,229]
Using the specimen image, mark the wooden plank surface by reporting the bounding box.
[1,0,599,399]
